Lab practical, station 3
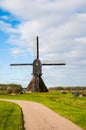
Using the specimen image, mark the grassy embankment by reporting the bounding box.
[0,100,23,130]
[0,92,86,129]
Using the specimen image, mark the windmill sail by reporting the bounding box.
[42,63,65,65]
[10,63,33,66]
[42,60,66,65]
[37,36,39,59]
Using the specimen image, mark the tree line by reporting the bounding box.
[49,86,86,91]
[0,84,23,94]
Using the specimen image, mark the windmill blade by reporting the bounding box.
[42,60,66,66]
[42,63,66,65]
[37,36,39,59]
[10,63,33,66]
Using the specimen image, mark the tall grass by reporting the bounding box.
[0,92,86,129]
[0,100,23,130]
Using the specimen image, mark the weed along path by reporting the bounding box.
[0,99,82,130]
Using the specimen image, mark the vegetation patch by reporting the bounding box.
[0,92,86,129]
[0,84,22,95]
[0,100,23,130]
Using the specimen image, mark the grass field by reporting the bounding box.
[0,100,23,130]
[0,92,86,130]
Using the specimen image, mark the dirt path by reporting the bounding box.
[0,99,83,130]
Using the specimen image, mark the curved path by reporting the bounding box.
[0,99,83,130]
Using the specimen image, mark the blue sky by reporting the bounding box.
[0,0,86,88]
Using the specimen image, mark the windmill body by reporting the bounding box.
[10,36,65,92]
[33,59,42,76]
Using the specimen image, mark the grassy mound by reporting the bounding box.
[0,100,23,130]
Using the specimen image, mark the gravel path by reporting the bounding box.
[0,99,83,130]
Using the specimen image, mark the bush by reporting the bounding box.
[0,84,23,95]
[7,87,13,94]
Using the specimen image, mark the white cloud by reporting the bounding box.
[10,48,27,57]
[18,21,41,40]
[1,0,86,20]
[0,15,10,21]
[75,37,86,44]
[1,1,86,60]
[0,20,17,33]
[1,5,86,66]
[0,0,86,86]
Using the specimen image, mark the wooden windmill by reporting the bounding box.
[10,36,66,92]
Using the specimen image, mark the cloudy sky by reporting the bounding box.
[0,0,86,88]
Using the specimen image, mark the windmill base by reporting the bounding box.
[27,76,48,92]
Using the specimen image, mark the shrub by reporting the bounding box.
[7,87,13,94]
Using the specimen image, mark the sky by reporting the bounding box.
[0,0,86,88]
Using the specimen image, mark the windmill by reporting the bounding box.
[10,36,66,92]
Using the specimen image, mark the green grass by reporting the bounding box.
[0,100,23,130]
[0,92,86,129]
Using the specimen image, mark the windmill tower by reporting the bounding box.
[10,36,66,92]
